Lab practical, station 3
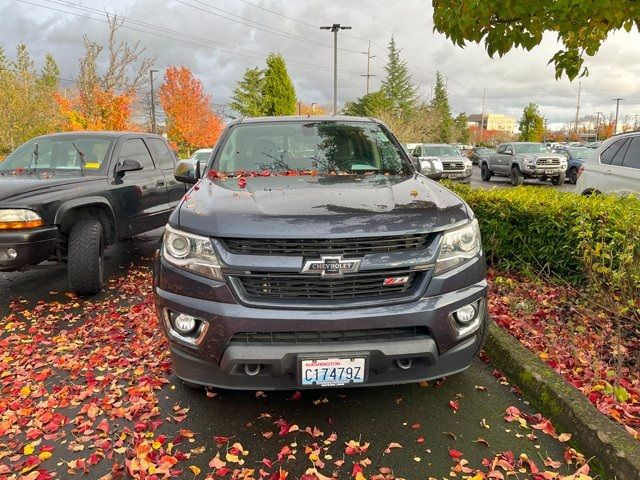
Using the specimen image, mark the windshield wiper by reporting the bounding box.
[72,142,86,176]
[27,143,39,174]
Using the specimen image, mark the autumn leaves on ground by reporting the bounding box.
[0,264,628,479]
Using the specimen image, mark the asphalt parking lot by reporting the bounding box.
[469,165,576,192]
[0,228,585,479]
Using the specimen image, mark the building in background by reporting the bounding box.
[469,113,518,134]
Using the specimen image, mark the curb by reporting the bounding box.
[486,320,640,480]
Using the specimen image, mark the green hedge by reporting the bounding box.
[445,183,640,288]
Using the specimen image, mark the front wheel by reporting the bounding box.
[480,163,493,181]
[568,167,578,184]
[68,219,105,295]
[551,172,566,185]
[510,166,524,186]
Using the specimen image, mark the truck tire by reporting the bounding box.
[480,163,492,181]
[551,171,566,185]
[568,167,578,184]
[510,166,524,186]
[68,219,105,295]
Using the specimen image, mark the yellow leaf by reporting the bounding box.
[226,453,239,463]
[38,451,53,460]
[152,441,162,450]
[189,465,201,476]
[20,386,31,398]
[539,352,549,361]
[355,473,366,480]
[23,443,35,455]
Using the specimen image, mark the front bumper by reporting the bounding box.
[524,165,564,177]
[0,226,58,271]
[154,255,488,390]
[440,171,472,183]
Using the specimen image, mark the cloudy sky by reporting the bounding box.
[2,0,640,129]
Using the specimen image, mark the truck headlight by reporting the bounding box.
[0,209,44,230]
[163,225,223,281]
[435,219,481,275]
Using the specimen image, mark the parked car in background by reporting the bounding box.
[586,141,602,149]
[467,147,496,165]
[576,131,640,196]
[411,144,472,183]
[0,132,183,294]
[551,146,594,184]
[155,116,488,390]
[481,142,567,186]
[190,148,212,163]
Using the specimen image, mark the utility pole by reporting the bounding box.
[613,98,624,133]
[311,103,317,114]
[320,23,352,116]
[595,111,603,141]
[574,81,581,140]
[150,69,158,134]
[480,88,486,144]
[360,41,375,95]
[543,118,548,143]
[297,102,301,115]
[634,114,639,130]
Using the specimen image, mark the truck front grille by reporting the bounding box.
[442,161,465,171]
[229,326,431,345]
[221,234,434,257]
[536,158,560,166]
[232,268,422,301]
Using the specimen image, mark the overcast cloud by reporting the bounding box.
[2,0,639,128]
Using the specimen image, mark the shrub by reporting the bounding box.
[445,183,640,294]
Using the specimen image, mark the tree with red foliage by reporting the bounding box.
[158,66,223,156]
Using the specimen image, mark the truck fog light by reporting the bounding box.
[7,248,17,260]
[454,303,478,324]
[172,313,197,334]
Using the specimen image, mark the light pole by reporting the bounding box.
[150,69,158,134]
[613,98,624,134]
[320,23,352,116]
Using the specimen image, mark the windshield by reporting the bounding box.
[567,147,592,159]
[192,151,211,162]
[214,121,411,175]
[422,145,459,157]
[514,143,548,154]
[0,136,113,175]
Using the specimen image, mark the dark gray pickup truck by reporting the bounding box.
[154,116,488,390]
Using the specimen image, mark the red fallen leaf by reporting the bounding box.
[238,178,247,188]
[290,391,302,401]
[134,422,146,432]
[262,431,274,438]
[448,448,463,459]
[383,442,402,454]
[96,418,109,433]
[213,435,232,446]
[416,436,425,443]
[449,400,460,412]
[519,454,539,474]
[262,457,273,468]
[543,456,561,468]
[277,445,292,462]
[410,423,421,429]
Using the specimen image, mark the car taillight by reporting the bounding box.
[577,165,585,179]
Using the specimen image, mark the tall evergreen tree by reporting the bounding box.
[342,90,393,117]
[453,112,470,143]
[261,53,296,116]
[430,71,453,143]
[230,67,264,117]
[381,37,417,114]
[518,103,545,141]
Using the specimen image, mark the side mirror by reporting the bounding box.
[174,160,199,184]
[504,149,513,156]
[115,158,143,174]
[418,157,443,180]
[411,151,420,158]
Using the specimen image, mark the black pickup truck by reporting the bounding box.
[0,131,184,294]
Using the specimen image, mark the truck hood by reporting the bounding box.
[175,174,471,238]
[0,175,104,202]
[519,153,562,160]
[437,155,468,162]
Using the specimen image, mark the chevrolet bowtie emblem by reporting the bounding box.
[301,255,362,276]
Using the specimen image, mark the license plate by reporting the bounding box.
[447,173,465,178]
[543,169,556,174]
[300,357,366,386]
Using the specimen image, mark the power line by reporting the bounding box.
[237,0,318,29]
[20,0,363,77]
[174,0,363,54]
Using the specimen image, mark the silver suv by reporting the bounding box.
[576,131,640,196]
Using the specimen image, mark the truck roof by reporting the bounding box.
[231,115,374,125]
[33,131,165,140]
